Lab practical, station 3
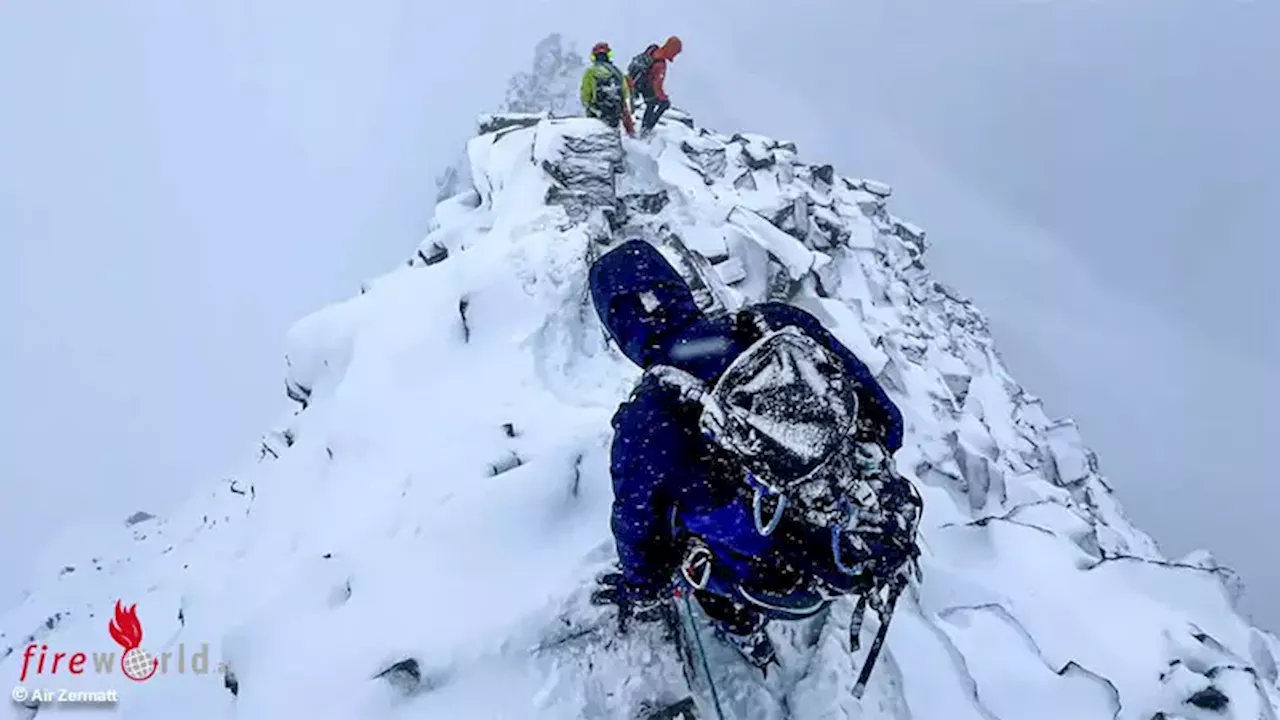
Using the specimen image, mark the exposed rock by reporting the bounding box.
[416,241,448,267]
[860,179,893,197]
[790,196,811,241]
[285,380,311,410]
[1187,686,1229,711]
[620,190,670,216]
[741,141,775,170]
[537,120,623,223]
[501,33,585,117]
[488,452,523,476]
[714,256,747,285]
[664,108,696,128]
[679,140,727,180]
[124,511,155,526]
[374,657,445,696]
[478,112,544,136]
[1044,420,1095,486]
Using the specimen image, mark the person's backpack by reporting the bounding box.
[646,307,921,577]
[592,64,625,114]
[646,305,921,696]
[627,45,659,96]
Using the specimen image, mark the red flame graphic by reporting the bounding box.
[108,600,144,650]
[108,600,158,681]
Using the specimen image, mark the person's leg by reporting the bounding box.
[693,589,777,668]
[693,589,763,635]
[642,98,671,133]
[640,93,661,133]
[649,98,671,128]
[607,105,626,132]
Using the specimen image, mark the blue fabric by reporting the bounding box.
[589,239,906,597]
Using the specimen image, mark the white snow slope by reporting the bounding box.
[3,111,1279,720]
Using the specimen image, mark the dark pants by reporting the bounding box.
[591,102,623,130]
[640,95,671,132]
[692,589,763,635]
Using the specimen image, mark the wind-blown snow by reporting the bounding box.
[2,112,1277,720]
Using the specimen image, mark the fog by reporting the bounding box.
[2,1,1275,627]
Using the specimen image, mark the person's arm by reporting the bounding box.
[649,61,668,101]
[580,69,595,110]
[609,380,684,594]
[756,303,905,452]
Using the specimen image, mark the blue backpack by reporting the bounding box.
[646,307,921,584]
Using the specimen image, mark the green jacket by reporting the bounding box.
[580,60,631,112]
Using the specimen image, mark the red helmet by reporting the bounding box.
[592,42,612,59]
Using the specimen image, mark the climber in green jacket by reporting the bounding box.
[580,42,636,137]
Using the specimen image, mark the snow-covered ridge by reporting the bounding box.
[3,110,1278,720]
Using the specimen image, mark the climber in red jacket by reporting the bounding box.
[626,36,682,137]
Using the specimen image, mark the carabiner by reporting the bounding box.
[752,485,787,536]
[681,544,713,591]
[832,500,868,575]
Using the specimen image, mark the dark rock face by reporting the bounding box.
[1186,686,1229,711]
[620,190,670,216]
[478,113,543,136]
[374,657,447,697]
[417,242,448,267]
[680,141,727,181]
[540,123,624,223]
[125,511,155,526]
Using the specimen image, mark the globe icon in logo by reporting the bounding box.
[122,648,156,681]
[108,600,159,682]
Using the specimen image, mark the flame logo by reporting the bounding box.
[108,600,158,682]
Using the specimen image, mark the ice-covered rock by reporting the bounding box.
[532,117,623,223]
[501,33,586,118]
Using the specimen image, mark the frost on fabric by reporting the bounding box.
[2,93,1277,720]
[707,330,853,473]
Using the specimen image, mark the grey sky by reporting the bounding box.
[3,1,1276,629]
[686,0,1279,627]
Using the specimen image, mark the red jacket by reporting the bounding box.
[645,38,682,101]
[648,54,669,100]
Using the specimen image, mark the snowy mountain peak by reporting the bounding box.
[3,110,1278,720]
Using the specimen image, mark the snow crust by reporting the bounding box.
[3,112,1278,720]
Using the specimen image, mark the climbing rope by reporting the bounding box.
[678,590,726,720]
